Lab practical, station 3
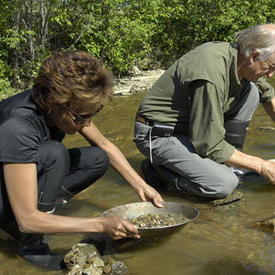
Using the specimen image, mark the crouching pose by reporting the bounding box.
[0,51,163,270]
[134,24,275,199]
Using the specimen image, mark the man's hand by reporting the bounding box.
[260,160,275,184]
[226,149,275,185]
[99,216,140,240]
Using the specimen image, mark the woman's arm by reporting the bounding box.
[80,121,163,207]
[3,162,139,239]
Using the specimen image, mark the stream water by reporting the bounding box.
[0,79,275,275]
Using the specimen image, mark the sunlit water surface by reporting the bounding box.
[0,79,275,275]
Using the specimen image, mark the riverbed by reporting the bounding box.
[0,80,275,274]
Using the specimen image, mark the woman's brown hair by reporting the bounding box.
[32,51,113,111]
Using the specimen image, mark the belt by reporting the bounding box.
[135,115,154,126]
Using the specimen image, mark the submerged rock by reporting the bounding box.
[110,261,128,275]
[209,190,244,206]
[255,213,275,233]
[64,243,127,275]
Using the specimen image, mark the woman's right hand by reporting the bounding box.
[98,216,140,240]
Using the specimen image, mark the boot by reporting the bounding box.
[55,185,74,208]
[224,119,249,152]
[6,201,66,270]
[224,119,258,178]
[0,220,20,241]
[18,233,66,270]
[21,202,66,270]
[1,219,66,270]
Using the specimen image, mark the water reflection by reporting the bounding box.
[0,79,275,274]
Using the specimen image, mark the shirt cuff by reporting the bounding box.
[206,141,235,163]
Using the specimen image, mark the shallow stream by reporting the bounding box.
[0,79,275,275]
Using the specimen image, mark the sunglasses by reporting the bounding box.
[67,104,103,125]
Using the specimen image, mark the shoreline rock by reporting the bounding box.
[113,69,164,96]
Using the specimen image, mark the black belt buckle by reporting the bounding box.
[151,122,174,137]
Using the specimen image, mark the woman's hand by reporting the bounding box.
[80,122,164,207]
[135,184,164,208]
[98,216,140,240]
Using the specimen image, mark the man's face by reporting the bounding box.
[244,51,275,82]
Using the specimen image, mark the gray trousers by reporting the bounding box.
[134,83,259,199]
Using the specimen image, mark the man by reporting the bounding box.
[134,24,275,199]
[0,51,163,270]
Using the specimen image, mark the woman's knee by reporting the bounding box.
[36,141,70,205]
[37,140,70,174]
[71,146,109,175]
[93,147,109,174]
[63,147,109,194]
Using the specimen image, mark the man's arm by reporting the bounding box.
[188,80,275,185]
[188,80,235,163]
[225,149,275,184]
[262,97,275,122]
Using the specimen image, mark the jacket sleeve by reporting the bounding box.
[256,77,275,103]
[187,80,235,163]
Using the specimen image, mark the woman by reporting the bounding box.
[0,51,163,270]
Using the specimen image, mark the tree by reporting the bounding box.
[0,0,274,96]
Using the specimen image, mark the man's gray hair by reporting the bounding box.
[235,24,275,61]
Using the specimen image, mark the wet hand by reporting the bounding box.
[100,216,140,240]
[261,160,275,184]
[137,184,164,208]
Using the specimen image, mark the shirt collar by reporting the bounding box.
[229,45,246,95]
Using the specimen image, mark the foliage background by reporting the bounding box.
[0,0,274,99]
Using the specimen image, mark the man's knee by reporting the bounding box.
[177,168,239,199]
[209,172,239,198]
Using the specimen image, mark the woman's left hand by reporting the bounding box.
[136,184,164,208]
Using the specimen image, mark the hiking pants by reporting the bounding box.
[134,82,259,199]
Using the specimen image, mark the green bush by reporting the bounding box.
[0,0,274,98]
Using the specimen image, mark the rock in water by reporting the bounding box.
[111,261,128,275]
[209,190,244,206]
[64,243,128,274]
[255,213,275,233]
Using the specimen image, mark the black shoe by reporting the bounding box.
[55,186,74,209]
[140,159,167,188]
[18,242,66,270]
[0,220,21,241]
[1,220,66,270]
[18,234,66,271]
[55,197,69,208]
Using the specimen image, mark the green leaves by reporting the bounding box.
[0,0,274,94]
